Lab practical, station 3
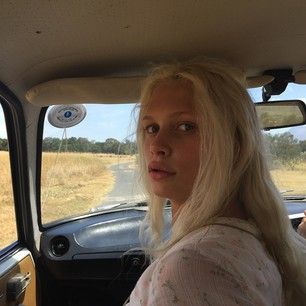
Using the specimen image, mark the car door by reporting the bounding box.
[0,86,37,306]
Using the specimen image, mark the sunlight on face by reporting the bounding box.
[142,80,200,206]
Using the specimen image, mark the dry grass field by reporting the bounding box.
[0,151,17,249]
[41,152,135,223]
[270,162,306,195]
[0,151,134,249]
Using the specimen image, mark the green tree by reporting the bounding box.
[265,132,301,169]
[0,138,8,151]
[42,137,61,152]
[66,137,78,152]
[119,139,137,155]
[300,140,306,152]
[103,138,121,154]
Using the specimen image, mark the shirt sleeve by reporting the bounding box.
[144,248,254,306]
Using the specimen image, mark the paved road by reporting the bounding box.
[95,162,145,210]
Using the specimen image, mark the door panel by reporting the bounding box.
[0,249,36,306]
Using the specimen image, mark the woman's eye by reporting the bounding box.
[145,124,159,134]
[177,123,196,132]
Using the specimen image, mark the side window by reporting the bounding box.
[40,103,140,225]
[0,105,17,249]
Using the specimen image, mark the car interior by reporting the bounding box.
[0,1,306,306]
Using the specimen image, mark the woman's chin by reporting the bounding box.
[151,186,173,199]
[151,187,186,203]
[152,190,169,199]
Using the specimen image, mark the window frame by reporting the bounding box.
[36,103,139,229]
[0,82,33,255]
[36,107,47,231]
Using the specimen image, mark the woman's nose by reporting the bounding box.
[149,132,171,157]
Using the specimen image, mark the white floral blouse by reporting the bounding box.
[125,217,283,306]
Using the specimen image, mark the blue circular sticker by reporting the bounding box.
[48,105,87,128]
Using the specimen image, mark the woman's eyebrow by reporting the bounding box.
[142,115,153,121]
[171,111,195,118]
[142,111,194,121]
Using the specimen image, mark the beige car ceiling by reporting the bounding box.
[1,1,306,105]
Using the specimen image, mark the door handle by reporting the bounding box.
[6,272,31,301]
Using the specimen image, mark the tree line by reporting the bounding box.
[264,132,306,169]
[0,137,137,155]
[0,133,306,164]
[42,137,137,155]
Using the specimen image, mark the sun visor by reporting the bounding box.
[25,76,143,106]
[26,74,275,107]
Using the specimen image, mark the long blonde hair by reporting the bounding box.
[136,58,306,305]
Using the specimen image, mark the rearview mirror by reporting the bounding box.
[255,100,306,130]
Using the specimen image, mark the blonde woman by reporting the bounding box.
[125,59,306,306]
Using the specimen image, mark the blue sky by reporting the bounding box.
[0,84,306,141]
[43,103,138,142]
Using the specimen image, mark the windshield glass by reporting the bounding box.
[40,104,141,224]
[249,85,306,197]
[40,84,306,225]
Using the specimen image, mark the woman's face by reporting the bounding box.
[142,80,200,204]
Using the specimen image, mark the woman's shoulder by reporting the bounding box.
[145,218,282,306]
[167,217,261,252]
[161,217,275,272]
[128,218,283,306]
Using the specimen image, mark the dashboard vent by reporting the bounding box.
[50,236,70,257]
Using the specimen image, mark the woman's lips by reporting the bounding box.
[149,169,175,180]
[148,161,176,180]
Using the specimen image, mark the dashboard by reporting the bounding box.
[40,202,304,281]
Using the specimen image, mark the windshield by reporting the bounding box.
[39,84,306,225]
[249,85,306,198]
